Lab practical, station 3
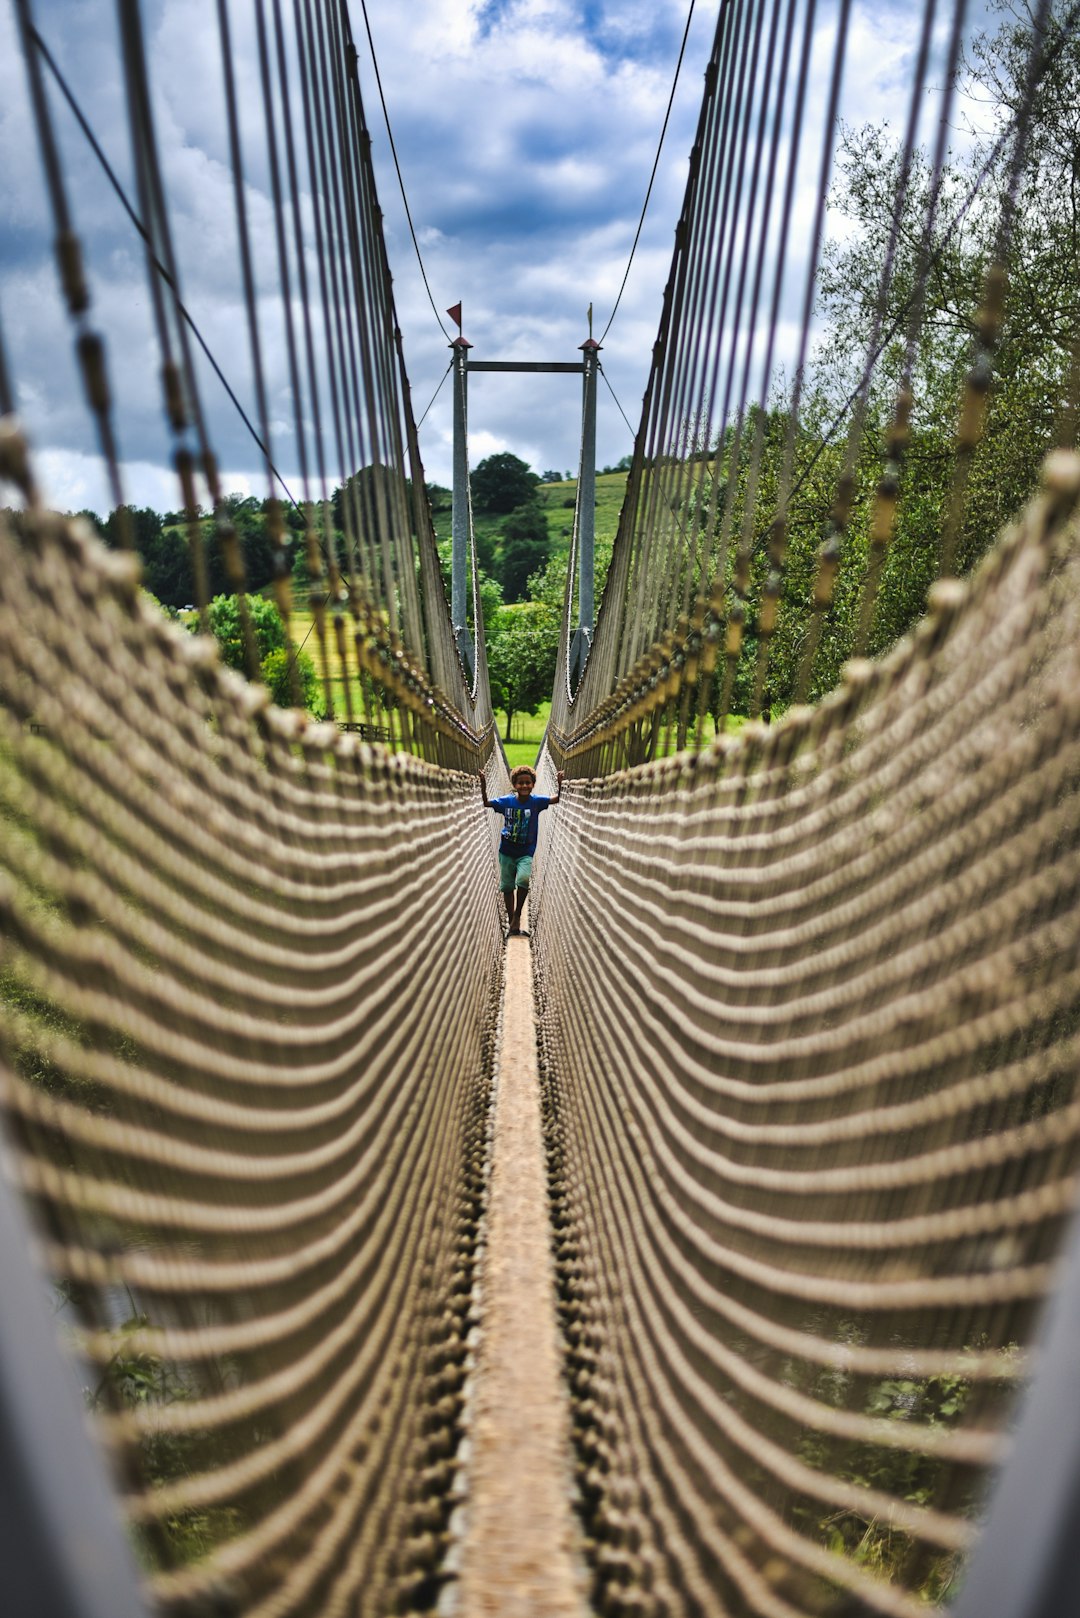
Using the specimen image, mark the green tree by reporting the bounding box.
[485,553,563,737]
[261,645,323,713]
[500,503,550,602]
[471,452,539,514]
[204,594,286,673]
[486,603,559,740]
[103,504,162,553]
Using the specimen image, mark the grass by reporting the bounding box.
[500,702,550,770]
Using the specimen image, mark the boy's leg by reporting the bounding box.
[512,856,533,934]
[498,854,518,933]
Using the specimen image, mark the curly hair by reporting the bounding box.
[509,765,537,785]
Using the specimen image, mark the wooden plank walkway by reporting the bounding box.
[453,931,589,1617]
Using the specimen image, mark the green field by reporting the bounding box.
[501,702,550,770]
[431,471,628,574]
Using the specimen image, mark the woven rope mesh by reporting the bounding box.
[5,0,1080,1612]
[530,462,1080,1617]
[0,507,506,1615]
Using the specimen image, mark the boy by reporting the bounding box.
[479,765,564,936]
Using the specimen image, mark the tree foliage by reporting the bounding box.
[500,502,551,602]
[262,644,323,713]
[470,452,539,514]
[203,594,287,673]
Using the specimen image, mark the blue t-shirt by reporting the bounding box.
[491,793,551,857]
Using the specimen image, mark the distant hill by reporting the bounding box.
[430,469,628,581]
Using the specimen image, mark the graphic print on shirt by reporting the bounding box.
[502,804,532,847]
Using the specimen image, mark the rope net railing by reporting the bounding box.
[2,1,1080,1616]
[531,454,1080,1616]
[549,0,1080,774]
[531,16,1080,1598]
[0,499,507,1615]
[0,0,511,1611]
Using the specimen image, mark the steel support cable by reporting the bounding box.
[674,0,774,624]
[698,0,796,581]
[635,3,733,632]
[780,0,926,702]
[612,3,731,679]
[325,0,391,619]
[292,0,360,593]
[114,0,223,621]
[681,0,777,628]
[573,0,803,734]
[787,0,939,704]
[340,1,428,659]
[788,0,1080,588]
[271,0,335,536]
[305,0,369,594]
[597,0,699,347]
[939,0,1055,577]
[711,0,828,728]
[669,0,764,562]
[725,0,819,561]
[115,0,217,496]
[621,1,737,668]
[704,0,801,600]
[252,0,312,508]
[356,0,451,343]
[215,0,279,511]
[728,0,854,715]
[32,20,305,519]
[648,0,754,644]
[335,0,407,622]
[13,0,127,514]
[416,362,452,429]
[773,0,855,506]
[212,0,286,683]
[337,8,419,665]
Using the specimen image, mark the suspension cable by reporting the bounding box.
[357,0,452,343]
[28,25,304,519]
[596,0,698,347]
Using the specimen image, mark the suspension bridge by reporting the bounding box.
[2,1,1080,1615]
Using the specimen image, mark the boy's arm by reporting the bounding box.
[478,773,491,808]
[549,770,565,805]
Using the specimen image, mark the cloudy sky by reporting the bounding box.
[0,0,992,515]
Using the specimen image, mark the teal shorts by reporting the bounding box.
[499,851,533,893]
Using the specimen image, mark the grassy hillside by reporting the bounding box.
[430,471,628,579]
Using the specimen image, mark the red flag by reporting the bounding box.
[446,302,462,331]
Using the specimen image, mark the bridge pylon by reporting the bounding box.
[447,333,599,685]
